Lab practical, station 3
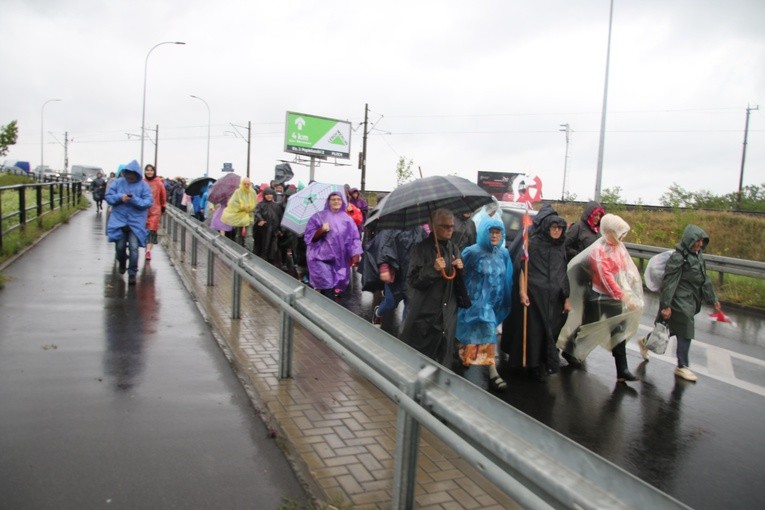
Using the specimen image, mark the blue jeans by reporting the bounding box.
[115,229,140,276]
[676,334,692,368]
[376,284,407,320]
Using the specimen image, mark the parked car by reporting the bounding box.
[497,201,538,246]
[1,159,31,175]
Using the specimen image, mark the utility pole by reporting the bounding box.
[360,103,368,192]
[154,124,159,170]
[737,104,759,210]
[230,122,252,178]
[594,0,615,202]
[559,123,571,201]
[64,131,70,174]
[246,121,251,178]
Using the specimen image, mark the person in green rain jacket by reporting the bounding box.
[658,224,721,382]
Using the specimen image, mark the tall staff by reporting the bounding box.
[520,207,533,366]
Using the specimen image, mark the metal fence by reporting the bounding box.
[626,242,765,285]
[161,207,688,510]
[0,180,84,252]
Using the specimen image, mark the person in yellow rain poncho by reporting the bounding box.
[221,177,257,246]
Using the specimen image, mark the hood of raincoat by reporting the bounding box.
[582,201,605,233]
[676,224,709,254]
[538,214,568,244]
[121,160,143,181]
[324,191,347,211]
[600,214,629,245]
[476,216,506,252]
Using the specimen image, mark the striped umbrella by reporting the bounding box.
[375,175,493,230]
[280,181,344,235]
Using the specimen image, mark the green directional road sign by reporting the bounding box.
[284,111,352,159]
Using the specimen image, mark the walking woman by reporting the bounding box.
[657,224,721,382]
[143,164,166,261]
[517,214,571,381]
[221,178,257,246]
[455,216,513,391]
[304,192,362,300]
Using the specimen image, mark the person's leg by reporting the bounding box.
[127,231,140,280]
[676,334,691,368]
[115,236,127,274]
[146,231,157,259]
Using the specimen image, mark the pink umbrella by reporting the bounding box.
[207,173,241,205]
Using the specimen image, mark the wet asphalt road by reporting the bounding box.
[0,210,308,509]
[341,271,765,510]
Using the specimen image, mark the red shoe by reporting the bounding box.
[145,251,152,261]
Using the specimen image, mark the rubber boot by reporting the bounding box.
[615,353,638,383]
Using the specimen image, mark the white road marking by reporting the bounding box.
[633,324,765,397]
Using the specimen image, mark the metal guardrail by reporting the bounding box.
[161,207,688,510]
[626,242,765,285]
[0,180,83,252]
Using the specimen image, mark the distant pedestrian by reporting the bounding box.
[221,177,257,246]
[452,210,477,253]
[143,164,166,261]
[105,160,153,285]
[656,225,721,382]
[303,192,362,301]
[455,216,513,391]
[252,187,284,265]
[564,201,605,261]
[348,187,369,224]
[91,172,107,213]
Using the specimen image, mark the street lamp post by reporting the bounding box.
[41,98,61,172]
[190,95,211,177]
[140,41,185,170]
[560,123,571,201]
[594,0,614,202]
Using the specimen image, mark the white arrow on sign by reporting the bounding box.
[295,117,306,130]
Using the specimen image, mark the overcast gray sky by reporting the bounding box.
[3,0,764,204]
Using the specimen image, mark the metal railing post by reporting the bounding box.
[179,226,186,262]
[279,286,305,379]
[231,271,242,319]
[392,365,436,509]
[36,186,43,226]
[191,236,198,267]
[18,187,26,233]
[207,249,215,286]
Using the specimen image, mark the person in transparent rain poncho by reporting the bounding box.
[557,214,644,383]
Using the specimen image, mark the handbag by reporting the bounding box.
[644,321,670,355]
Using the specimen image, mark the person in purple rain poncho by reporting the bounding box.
[304,192,363,300]
[105,159,153,285]
[348,187,368,225]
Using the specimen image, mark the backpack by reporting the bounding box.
[644,250,674,292]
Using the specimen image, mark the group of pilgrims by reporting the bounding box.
[99,164,721,389]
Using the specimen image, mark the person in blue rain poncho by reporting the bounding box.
[105,159,153,284]
[455,216,514,392]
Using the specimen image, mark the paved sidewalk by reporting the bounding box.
[0,209,308,509]
[164,228,520,508]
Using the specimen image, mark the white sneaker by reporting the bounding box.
[675,367,697,382]
[638,337,650,361]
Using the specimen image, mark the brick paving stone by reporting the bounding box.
[165,238,520,509]
[351,490,391,506]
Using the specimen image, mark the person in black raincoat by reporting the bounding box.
[500,204,558,369]
[399,208,464,366]
[564,201,605,261]
[657,224,720,382]
[91,172,107,213]
[364,226,428,327]
[252,188,284,266]
[515,214,571,380]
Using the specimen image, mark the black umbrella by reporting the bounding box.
[375,175,493,230]
[363,193,389,228]
[185,176,216,196]
[375,175,493,280]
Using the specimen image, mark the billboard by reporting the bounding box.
[284,111,352,159]
[476,171,543,203]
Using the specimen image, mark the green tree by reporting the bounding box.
[395,156,414,187]
[600,186,624,210]
[0,121,18,157]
